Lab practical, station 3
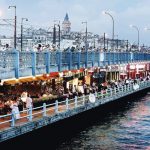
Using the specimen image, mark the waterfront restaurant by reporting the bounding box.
[106,65,120,81]
[145,62,150,76]
[136,64,144,78]
[127,63,136,79]
[119,64,127,80]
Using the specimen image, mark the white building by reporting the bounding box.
[0,36,13,50]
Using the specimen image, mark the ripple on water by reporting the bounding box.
[57,95,150,150]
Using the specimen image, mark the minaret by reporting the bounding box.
[62,13,71,35]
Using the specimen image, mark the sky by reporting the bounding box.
[0,0,150,46]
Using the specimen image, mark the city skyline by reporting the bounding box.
[0,0,150,46]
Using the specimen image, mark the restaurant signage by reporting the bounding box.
[49,72,59,78]
[130,65,136,69]
[108,65,119,71]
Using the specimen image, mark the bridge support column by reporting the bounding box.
[92,51,94,67]
[113,52,115,64]
[14,50,19,78]
[78,52,81,69]
[85,52,88,68]
[31,52,36,76]
[69,52,72,70]
[58,52,62,72]
[98,51,100,67]
[45,52,50,73]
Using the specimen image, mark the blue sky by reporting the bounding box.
[0,0,150,46]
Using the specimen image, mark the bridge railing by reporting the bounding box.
[0,80,150,129]
[0,51,150,79]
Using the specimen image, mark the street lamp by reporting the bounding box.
[21,18,28,51]
[54,20,61,49]
[130,24,140,51]
[82,21,87,52]
[102,11,114,43]
[57,23,60,49]
[53,24,56,46]
[8,5,17,49]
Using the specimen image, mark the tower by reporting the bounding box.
[62,13,71,36]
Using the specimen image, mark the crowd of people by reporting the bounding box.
[0,74,150,118]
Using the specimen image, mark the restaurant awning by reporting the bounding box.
[2,75,45,85]
[120,73,127,76]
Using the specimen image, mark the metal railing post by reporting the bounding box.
[66,98,69,110]
[94,92,97,99]
[122,86,124,95]
[43,103,46,117]
[131,83,134,91]
[114,87,116,95]
[29,106,32,121]
[105,89,108,97]
[55,100,58,114]
[110,88,112,97]
[11,110,15,127]
[75,96,78,108]
[124,85,126,92]
[82,94,85,105]
[127,84,130,92]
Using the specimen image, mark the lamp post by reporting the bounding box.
[57,23,60,49]
[54,20,61,49]
[104,33,106,51]
[82,21,87,52]
[8,5,17,49]
[46,26,53,46]
[53,24,56,46]
[102,11,114,51]
[103,11,114,41]
[130,24,140,51]
[21,18,28,51]
[115,35,118,50]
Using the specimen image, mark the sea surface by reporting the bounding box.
[56,94,150,150]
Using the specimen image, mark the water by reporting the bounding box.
[57,94,150,150]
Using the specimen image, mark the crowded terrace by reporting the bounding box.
[0,63,150,115]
